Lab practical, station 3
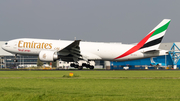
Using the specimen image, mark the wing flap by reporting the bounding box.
[58,40,82,62]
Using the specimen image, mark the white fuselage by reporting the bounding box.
[1,38,166,61]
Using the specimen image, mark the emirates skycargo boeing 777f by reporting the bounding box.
[2,19,171,69]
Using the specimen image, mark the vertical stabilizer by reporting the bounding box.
[139,19,171,52]
[115,19,171,59]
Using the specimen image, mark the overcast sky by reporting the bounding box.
[0,0,179,43]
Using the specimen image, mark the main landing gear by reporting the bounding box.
[70,62,94,70]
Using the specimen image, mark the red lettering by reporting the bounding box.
[18,49,30,52]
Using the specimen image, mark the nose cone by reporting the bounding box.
[1,44,6,50]
[1,42,9,52]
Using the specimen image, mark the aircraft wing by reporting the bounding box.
[58,40,82,62]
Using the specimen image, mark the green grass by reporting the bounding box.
[0,70,180,101]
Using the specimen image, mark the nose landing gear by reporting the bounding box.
[13,54,18,68]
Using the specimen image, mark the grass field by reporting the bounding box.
[0,70,180,101]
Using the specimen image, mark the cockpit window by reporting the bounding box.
[5,43,8,45]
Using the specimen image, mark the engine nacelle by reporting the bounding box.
[39,50,58,62]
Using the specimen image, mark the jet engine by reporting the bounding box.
[39,50,58,61]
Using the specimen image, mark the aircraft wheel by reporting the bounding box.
[86,64,90,68]
[74,65,79,68]
[78,66,83,70]
[70,63,75,67]
[82,63,86,67]
[90,66,94,70]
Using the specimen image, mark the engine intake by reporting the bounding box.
[39,50,58,61]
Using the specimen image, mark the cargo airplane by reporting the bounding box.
[2,19,171,70]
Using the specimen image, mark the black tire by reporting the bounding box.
[70,63,75,67]
[82,63,86,67]
[74,65,79,68]
[86,64,90,68]
[78,66,83,70]
[90,66,94,70]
